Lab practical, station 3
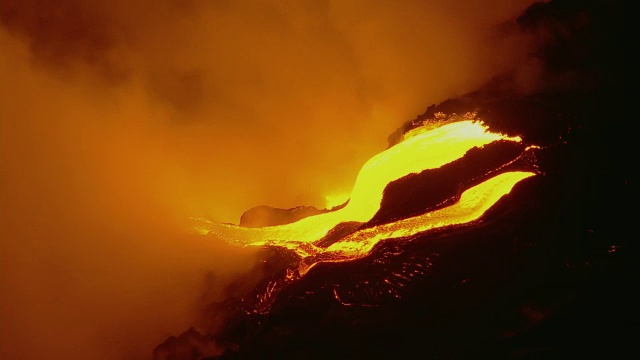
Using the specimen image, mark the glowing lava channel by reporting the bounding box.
[200,120,530,254]
[298,170,535,275]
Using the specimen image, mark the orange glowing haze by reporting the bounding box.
[1,1,538,359]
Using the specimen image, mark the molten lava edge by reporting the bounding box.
[200,120,539,282]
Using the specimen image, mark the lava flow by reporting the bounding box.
[298,170,535,276]
[198,119,538,281]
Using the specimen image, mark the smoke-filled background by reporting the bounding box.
[1,1,537,359]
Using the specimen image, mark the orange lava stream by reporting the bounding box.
[199,120,523,249]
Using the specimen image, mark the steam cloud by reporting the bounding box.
[1,1,536,359]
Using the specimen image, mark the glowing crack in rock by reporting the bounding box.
[198,120,531,255]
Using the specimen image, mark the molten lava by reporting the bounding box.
[299,170,535,275]
[199,119,537,278]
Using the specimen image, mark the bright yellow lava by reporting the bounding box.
[298,170,535,275]
[200,120,528,253]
